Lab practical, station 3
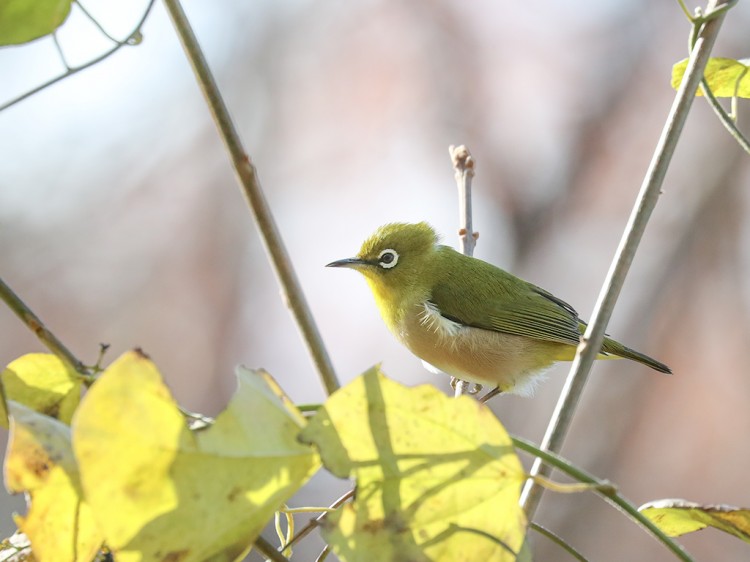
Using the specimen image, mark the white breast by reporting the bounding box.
[418,301,463,339]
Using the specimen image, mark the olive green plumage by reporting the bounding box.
[327,222,671,395]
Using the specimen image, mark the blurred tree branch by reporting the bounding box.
[520,0,735,519]
[162,0,340,395]
[0,276,89,379]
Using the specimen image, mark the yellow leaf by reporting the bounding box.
[640,499,750,543]
[300,367,527,562]
[1,354,82,429]
[5,402,102,562]
[71,350,320,562]
[672,57,750,98]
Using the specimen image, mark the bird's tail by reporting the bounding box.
[600,337,672,374]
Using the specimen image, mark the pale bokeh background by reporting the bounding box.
[2,1,750,560]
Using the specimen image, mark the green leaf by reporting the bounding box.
[640,499,750,543]
[0,0,73,46]
[0,353,82,428]
[72,350,320,562]
[672,57,750,98]
[5,402,103,561]
[300,367,527,562]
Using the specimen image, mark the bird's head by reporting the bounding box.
[327,222,439,300]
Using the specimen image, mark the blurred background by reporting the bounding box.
[2,0,750,560]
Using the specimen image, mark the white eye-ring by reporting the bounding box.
[378,249,399,269]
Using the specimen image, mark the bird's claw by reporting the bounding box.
[450,377,483,395]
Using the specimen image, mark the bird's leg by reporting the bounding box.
[479,387,502,403]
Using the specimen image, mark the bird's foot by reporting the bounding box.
[450,377,483,395]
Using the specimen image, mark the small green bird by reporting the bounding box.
[327,222,671,396]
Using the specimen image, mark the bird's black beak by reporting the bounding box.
[326,257,368,268]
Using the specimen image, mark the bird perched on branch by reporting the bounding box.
[327,222,671,396]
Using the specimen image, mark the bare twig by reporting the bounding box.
[698,78,750,154]
[0,0,155,112]
[162,0,340,396]
[450,145,477,257]
[0,275,89,378]
[519,0,733,519]
[449,145,476,398]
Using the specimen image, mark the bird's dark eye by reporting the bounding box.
[378,249,399,269]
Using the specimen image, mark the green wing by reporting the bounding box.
[429,248,582,347]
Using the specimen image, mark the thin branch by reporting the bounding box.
[512,436,694,562]
[529,522,588,562]
[253,536,290,562]
[519,0,732,519]
[162,0,340,396]
[0,275,89,378]
[0,0,155,112]
[280,489,354,552]
[698,79,750,154]
[683,0,750,154]
[314,545,331,562]
[75,0,121,44]
[676,0,694,20]
[52,32,71,70]
[449,144,476,398]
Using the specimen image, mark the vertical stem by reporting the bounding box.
[449,145,476,397]
[450,145,477,257]
[520,0,731,517]
[162,0,340,395]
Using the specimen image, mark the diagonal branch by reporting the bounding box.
[0,276,89,378]
[698,78,750,154]
[519,0,733,518]
[162,0,340,395]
